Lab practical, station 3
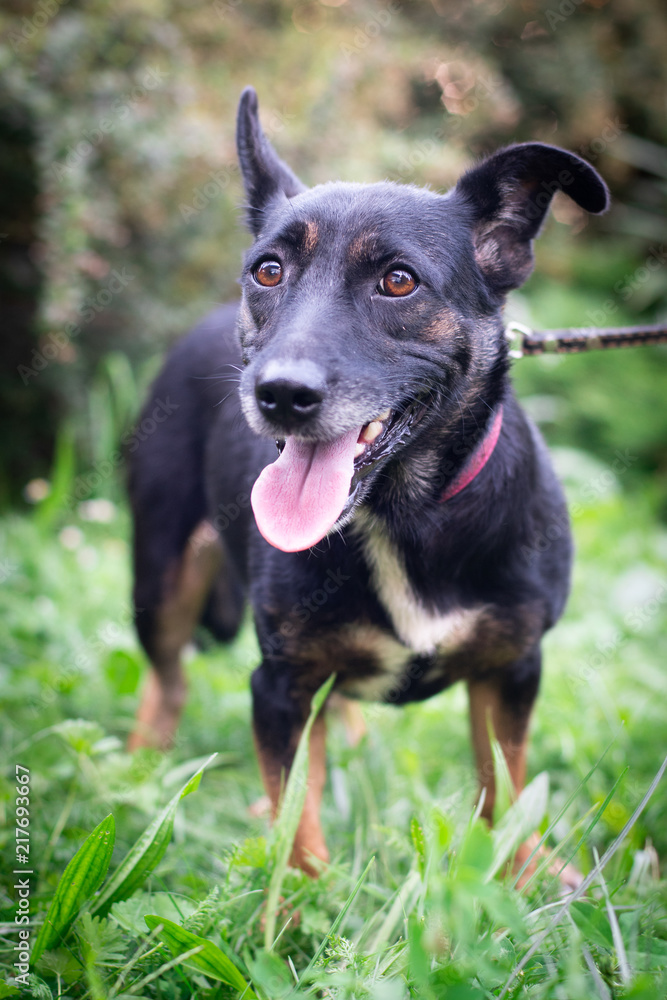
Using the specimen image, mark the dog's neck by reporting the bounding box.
[357,389,511,552]
[438,405,504,504]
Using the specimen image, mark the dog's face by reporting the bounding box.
[235,88,608,553]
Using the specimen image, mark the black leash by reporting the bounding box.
[505,322,667,359]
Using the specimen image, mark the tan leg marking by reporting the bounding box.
[255,714,329,878]
[328,692,367,747]
[128,520,223,751]
[467,679,581,890]
[128,666,178,752]
[468,679,529,824]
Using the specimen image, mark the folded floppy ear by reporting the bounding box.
[454,143,609,295]
[236,87,306,235]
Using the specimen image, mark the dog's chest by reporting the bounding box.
[337,518,484,699]
[355,515,483,652]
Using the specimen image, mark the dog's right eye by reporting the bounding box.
[378,268,417,297]
[254,260,283,287]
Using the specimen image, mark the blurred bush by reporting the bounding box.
[1,0,665,506]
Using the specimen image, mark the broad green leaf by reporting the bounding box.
[457,819,494,876]
[91,753,216,917]
[110,892,197,936]
[32,814,115,963]
[487,772,548,881]
[407,915,431,989]
[366,870,421,954]
[264,674,335,951]
[570,900,614,949]
[245,951,293,999]
[145,914,257,996]
[103,649,141,695]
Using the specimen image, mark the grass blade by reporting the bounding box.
[552,769,627,882]
[581,943,612,1000]
[264,674,335,951]
[301,856,376,982]
[127,943,212,994]
[491,734,514,821]
[34,422,76,528]
[594,847,631,984]
[366,871,421,954]
[511,739,620,891]
[499,753,667,999]
[91,753,216,917]
[32,814,115,963]
[145,915,257,996]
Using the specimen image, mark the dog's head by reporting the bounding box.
[235,87,608,553]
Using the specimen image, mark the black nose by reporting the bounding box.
[255,361,325,426]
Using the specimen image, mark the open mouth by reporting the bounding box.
[275,406,393,468]
[352,399,429,478]
[252,398,428,553]
[353,408,391,462]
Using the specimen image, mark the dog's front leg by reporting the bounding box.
[467,654,581,889]
[251,665,329,877]
[467,662,538,825]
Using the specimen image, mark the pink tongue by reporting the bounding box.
[251,426,361,552]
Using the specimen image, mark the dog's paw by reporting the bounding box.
[247,794,272,818]
[512,833,583,892]
[290,837,330,878]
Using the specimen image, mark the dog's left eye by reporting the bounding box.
[378,269,417,297]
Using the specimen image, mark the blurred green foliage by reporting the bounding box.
[1,0,666,505]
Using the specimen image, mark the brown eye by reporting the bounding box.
[379,268,417,297]
[255,260,283,287]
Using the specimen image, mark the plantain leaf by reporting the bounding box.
[487,772,548,881]
[91,753,216,917]
[145,914,257,996]
[32,814,115,963]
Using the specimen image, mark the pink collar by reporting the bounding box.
[439,406,504,503]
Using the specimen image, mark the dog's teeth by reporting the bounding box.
[376,409,391,422]
[354,441,366,457]
[360,420,384,443]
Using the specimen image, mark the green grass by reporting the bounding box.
[1,467,667,998]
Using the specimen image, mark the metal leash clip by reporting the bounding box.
[504,321,532,360]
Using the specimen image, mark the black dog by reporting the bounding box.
[128,87,609,877]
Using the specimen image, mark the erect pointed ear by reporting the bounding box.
[236,87,306,235]
[454,143,610,295]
